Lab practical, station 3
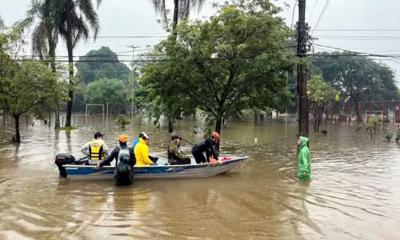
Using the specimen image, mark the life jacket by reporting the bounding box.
[89,139,105,160]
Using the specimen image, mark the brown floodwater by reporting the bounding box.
[0,115,399,239]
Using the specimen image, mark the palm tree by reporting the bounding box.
[57,0,101,127]
[150,0,205,32]
[28,0,61,128]
[150,0,205,132]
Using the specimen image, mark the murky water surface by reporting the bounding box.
[0,116,399,239]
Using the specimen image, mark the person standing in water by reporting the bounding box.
[297,136,311,180]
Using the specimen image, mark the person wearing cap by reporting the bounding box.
[96,134,134,168]
[191,131,220,164]
[81,131,109,161]
[168,133,191,165]
[134,132,155,167]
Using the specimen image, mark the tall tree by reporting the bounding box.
[312,52,400,120]
[141,0,294,134]
[57,0,102,127]
[28,0,62,128]
[84,78,129,114]
[150,0,205,132]
[307,75,338,132]
[76,46,130,85]
[2,61,67,143]
[150,0,205,31]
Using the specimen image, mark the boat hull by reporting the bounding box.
[60,156,247,180]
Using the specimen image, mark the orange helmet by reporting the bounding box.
[119,135,128,143]
[211,131,220,140]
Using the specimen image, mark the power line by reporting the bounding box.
[311,43,400,58]
[311,0,331,34]
[23,34,168,39]
[314,35,400,40]
[314,29,400,32]
[308,0,319,23]
[290,0,298,29]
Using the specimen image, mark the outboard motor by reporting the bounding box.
[55,153,75,178]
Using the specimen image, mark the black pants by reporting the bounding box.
[192,148,207,164]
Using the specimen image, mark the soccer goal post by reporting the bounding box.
[85,104,105,123]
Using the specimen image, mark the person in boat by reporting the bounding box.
[168,133,191,165]
[134,132,156,167]
[191,131,220,164]
[97,135,135,185]
[131,133,140,149]
[297,136,311,180]
[96,135,134,168]
[80,131,109,162]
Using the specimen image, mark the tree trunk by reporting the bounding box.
[214,116,222,152]
[253,110,258,123]
[65,17,74,127]
[172,0,179,32]
[49,34,60,129]
[2,112,6,126]
[168,117,173,133]
[13,114,21,143]
[313,106,323,132]
[356,102,362,122]
[215,117,222,135]
[55,112,60,129]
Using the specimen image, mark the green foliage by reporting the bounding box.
[308,75,338,107]
[140,0,295,132]
[1,60,67,115]
[116,115,130,129]
[366,116,379,139]
[307,75,338,132]
[76,47,130,84]
[312,52,400,103]
[56,0,102,127]
[27,0,59,67]
[149,0,205,30]
[84,78,129,114]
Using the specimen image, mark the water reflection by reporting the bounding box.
[0,116,400,239]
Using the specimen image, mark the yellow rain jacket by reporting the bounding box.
[134,138,153,167]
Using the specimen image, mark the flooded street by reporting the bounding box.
[0,116,400,239]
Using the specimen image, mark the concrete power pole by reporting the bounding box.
[297,0,309,136]
[128,45,140,119]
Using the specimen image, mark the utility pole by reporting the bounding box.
[128,45,140,120]
[297,0,309,136]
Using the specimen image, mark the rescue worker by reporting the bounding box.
[96,135,134,167]
[134,132,155,167]
[81,131,109,162]
[191,131,220,164]
[168,133,191,165]
[297,136,311,180]
[96,135,135,185]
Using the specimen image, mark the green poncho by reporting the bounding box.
[298,136,311,180]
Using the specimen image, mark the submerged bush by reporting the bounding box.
[116,115,130,129]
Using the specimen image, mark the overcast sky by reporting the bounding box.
[1,0,400,81]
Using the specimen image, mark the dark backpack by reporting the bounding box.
[114,147,134,186]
